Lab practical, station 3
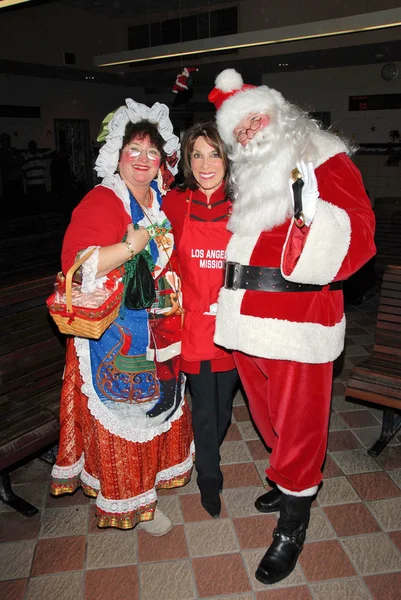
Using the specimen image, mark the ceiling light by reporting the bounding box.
[95,8,401,67]
[0,0,32,7]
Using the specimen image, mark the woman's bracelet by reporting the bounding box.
[124,240,135,259]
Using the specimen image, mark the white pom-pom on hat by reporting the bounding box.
[215,69,243,92]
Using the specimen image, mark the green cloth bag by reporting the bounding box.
[121,228,156,311]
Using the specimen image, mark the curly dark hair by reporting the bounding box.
[119,120,167,165]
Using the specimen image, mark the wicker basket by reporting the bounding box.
[47,248,123,339]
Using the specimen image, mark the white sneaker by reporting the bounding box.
[138,507,173,536]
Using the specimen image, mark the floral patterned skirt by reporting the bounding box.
[50,339,194,529]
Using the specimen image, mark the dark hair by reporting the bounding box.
[119,120,167,165]
[179,122,229,192]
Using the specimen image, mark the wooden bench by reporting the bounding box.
[345,264,401,456]
[0,275,65,515]
[373,198,401,277]
[0,213,67,285]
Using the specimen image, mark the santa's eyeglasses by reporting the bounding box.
[236,116,262,143]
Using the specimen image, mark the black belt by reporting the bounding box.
[224,262,343,292]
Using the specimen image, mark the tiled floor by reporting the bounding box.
[2,293,401,600]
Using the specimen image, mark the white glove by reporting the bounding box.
[290,161,319,226]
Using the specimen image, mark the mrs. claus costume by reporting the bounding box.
[50,100,194,531]
[208,69,376,584]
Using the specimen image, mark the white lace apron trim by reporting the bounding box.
[74,336,185,443]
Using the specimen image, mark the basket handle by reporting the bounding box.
[65,247,96,313]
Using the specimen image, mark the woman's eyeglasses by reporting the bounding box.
[125,148,161,162]
[236,116,262,143]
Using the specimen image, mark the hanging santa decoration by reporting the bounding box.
[172,67,199,93]
[172,67,199,107]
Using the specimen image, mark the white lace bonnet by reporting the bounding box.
[94,98,180,183]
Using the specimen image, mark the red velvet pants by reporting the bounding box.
[234,352,333,493]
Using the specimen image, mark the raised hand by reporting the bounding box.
[294,161,319,226]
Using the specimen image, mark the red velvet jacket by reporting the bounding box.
[62,186,131,274]
[214,153,376,364]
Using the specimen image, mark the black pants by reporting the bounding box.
[186,361,238,493]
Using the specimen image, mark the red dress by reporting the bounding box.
[51,184,194,529]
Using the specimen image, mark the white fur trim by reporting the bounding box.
[277,484,318,497]
[216,86,285,146]
[309,131,349,168]
[225,233,260,264]
[214,287,346,363]
[215,68,243,92]
[146,341,181,363]
[281,200,351,285]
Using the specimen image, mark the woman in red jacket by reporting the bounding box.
[163,122,238,518]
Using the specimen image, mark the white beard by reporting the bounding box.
[228,130,296,235]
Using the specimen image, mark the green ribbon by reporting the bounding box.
[96,107,121,143]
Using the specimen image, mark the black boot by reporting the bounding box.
[146,379,176,418]
[255,488,282,513]
[200,489,221,518]
[165,374,184,421]
[255,494,312,585]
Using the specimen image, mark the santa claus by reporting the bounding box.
[208,69,376,585]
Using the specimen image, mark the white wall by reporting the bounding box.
[262,63,401,142]
[262,63,401,201]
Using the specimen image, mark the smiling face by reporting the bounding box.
[233,112,270,146]
[118,135,161,192]
[190,136,226,198]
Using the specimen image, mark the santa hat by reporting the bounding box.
[208,68,286,146]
